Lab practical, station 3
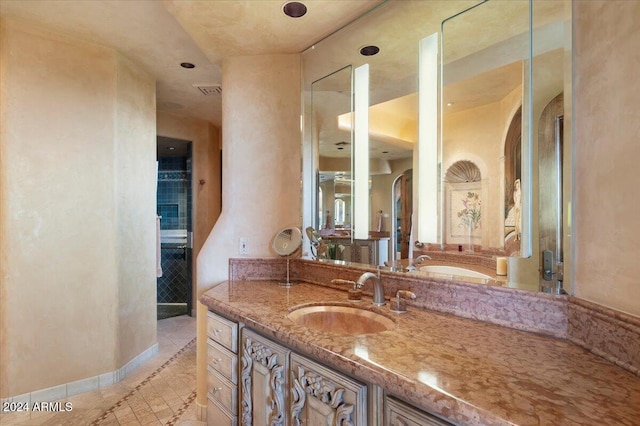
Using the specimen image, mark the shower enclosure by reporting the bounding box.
[156,137,193,319]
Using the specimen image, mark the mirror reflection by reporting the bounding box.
[313,65,353,236]
[441,1,531,257]
[302,0,571,293]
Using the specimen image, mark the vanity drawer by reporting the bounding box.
[385,396,453,426]
[207,397,237,426]
[207,311,238,353]
[207,367,237,415]
[207,338,237,384]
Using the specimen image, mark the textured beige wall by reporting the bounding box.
[115,54,157,366]
[157,112,221,310]
[197,54,302,289]
[0,21,156,396]
[195,53,301,410]
[573,1,640,317]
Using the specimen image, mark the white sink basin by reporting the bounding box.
[419,265,491,279]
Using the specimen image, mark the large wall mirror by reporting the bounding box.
[302,0,571,294]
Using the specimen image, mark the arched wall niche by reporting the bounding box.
[444,160,482,249]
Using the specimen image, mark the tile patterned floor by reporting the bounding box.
[0,315,202,426]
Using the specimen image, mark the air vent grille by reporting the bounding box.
[193,84,222,96]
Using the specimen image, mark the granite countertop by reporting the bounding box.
[200,280,640,426]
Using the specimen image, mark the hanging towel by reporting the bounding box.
[408,213,414,260]
[156,216,163,278]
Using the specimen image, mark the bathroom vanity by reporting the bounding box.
[204,286,452,426]
[200,269,640,426]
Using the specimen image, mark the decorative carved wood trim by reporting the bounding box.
[241,337,285,426]
[291,365,355,426]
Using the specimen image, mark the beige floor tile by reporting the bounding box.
[113,405,137,424]
[134,413,161,425]
[153,407,175,423]
[162,397,184,412]
[118,420,141,426]
[97,413,119,425]
[2,316,197,426]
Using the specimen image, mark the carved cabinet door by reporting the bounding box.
[240,329,290,426]
[290,353,367,426]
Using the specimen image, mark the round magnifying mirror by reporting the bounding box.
[273,227,303,256]
[273,227,302,287]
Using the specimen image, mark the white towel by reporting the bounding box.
[156,216,163,278]
[408,213,414,260]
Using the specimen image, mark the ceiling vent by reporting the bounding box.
[193,84,222,96]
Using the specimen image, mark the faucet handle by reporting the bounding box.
[331,278,359,289]
[331,279,363,302]
[390,290,417,313]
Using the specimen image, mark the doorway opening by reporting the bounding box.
[156,136,193,320]
[391,169,413,260]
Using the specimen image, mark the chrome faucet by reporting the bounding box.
[403,254,432,272]
[356,271,385,306]
[414,254,432,265]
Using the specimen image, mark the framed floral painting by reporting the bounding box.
[449,187,482,239]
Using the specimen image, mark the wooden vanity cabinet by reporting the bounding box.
[206,309,450,426]
[239,329,290,426]
[290,353,368,426]
[206,311,240,426]
[384,396,453,426]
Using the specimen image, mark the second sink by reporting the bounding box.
[287,305,395,335]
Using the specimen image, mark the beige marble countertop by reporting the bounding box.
[200,280,640,426]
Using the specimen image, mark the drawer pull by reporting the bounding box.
[212,358,222,364]
[213,328,222,335]
[212,386,223,393]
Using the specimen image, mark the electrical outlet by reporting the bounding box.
[239,237,249,255]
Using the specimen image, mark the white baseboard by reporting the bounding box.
[1,343,159,404]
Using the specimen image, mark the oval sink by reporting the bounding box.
[419,265,492,279]
[287,305,394,335]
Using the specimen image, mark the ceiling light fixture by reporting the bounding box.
[359,45,380,56]
[283,1,307,18]
[180,62,195,69]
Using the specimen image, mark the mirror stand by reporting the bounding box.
[280,257,294,287]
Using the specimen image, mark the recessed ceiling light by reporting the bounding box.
[447,102,454,107]
[180,62,195,69]
[359,45,380,56]
[283,1,307,18]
